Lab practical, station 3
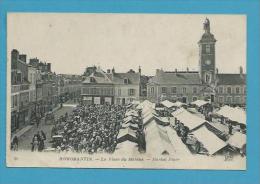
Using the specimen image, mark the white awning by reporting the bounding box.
[117,128,137,139]
[161,100,175,108]
[228,131,246,149]
[145,122,175,155]
[171,107,186,116]
[172,101,185,107]
[125,110,139,117]
[191,100,209,107]
[114,140,139,155]
[192,126,227,155]
[216,106,246,125]
[173,108,207,131]
[136,100,154,110]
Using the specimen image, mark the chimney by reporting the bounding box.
[11,49,19,69]
[156,69,160,75]
[19,54,27,63]
[112,67,115,74]
[175,68,178,74]
[216,68,219,74]
[239,66,243,74]
[239,66,243,77]
[11,49,19,60]
[186,67,189,72]
[138,66,141,74]
[47,63,51,72]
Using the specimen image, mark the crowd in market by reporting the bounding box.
[51,104,126,154]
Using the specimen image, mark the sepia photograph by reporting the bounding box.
[7,13,246,169]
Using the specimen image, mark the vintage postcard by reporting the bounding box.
[6,13,246,169]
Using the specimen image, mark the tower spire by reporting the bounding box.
[203,18,210,33]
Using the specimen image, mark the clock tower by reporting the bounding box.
[198,18,217,84]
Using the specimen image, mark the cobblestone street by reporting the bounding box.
[17,105,75,151]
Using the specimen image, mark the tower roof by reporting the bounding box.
[199,18,217,43]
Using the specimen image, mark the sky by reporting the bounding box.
[7,13,246,76]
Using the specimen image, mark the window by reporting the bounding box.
[90,77,95,83]
[218,96,224,103]
[124,78,128,84]
[182,87,186,93]
[129,89,135,96]
[227,87,232,94]
[219,87,223,94]
[171,87,177,94]
[162,87,167,94]
[205,73,211,83]
[116,98,121,104]
[14,95,17,106]
[192,96,197,101]
[236,87,240,94]
[118,89,121,96]
[227,96,232,103]
[193,87,197,94]
[206,44,210,53]
[151,87,154,95]
[234,96,240,103]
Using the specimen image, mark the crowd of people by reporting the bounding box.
[51,104,126,154]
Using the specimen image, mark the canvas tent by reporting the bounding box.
[124,116,138,124]
[125,110,139,117]
[161,100,175,109]
[172,101,185,107]
[191,100,209,107]
[121,122,139,130]
[228,131,246,149]
[114,140,139,155]
[143,112,155,127]
[173,108,207,131]
[117,127,137,143]
[145,122,175,155]
[216,106,246,125]
[192,125,228,155]
[171,107,186,117]
[136,100,154,110]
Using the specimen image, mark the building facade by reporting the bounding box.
[11,49,30,132]
[81,67,140,105]
[147,18,246,106]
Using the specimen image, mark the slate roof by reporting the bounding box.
[216,74,246,85]
[148,71,201,85]
[199,32,217,43]
[82,71,112,84]
[113,73,140,85]
[82,71,140,85]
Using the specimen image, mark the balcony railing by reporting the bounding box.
[11,84,29,93]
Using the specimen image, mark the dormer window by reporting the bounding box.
[90,77,95,83]
[124,78,129,84]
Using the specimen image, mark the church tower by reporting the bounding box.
[198,18,217,84]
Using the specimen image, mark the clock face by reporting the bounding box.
[205,59,211,65]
